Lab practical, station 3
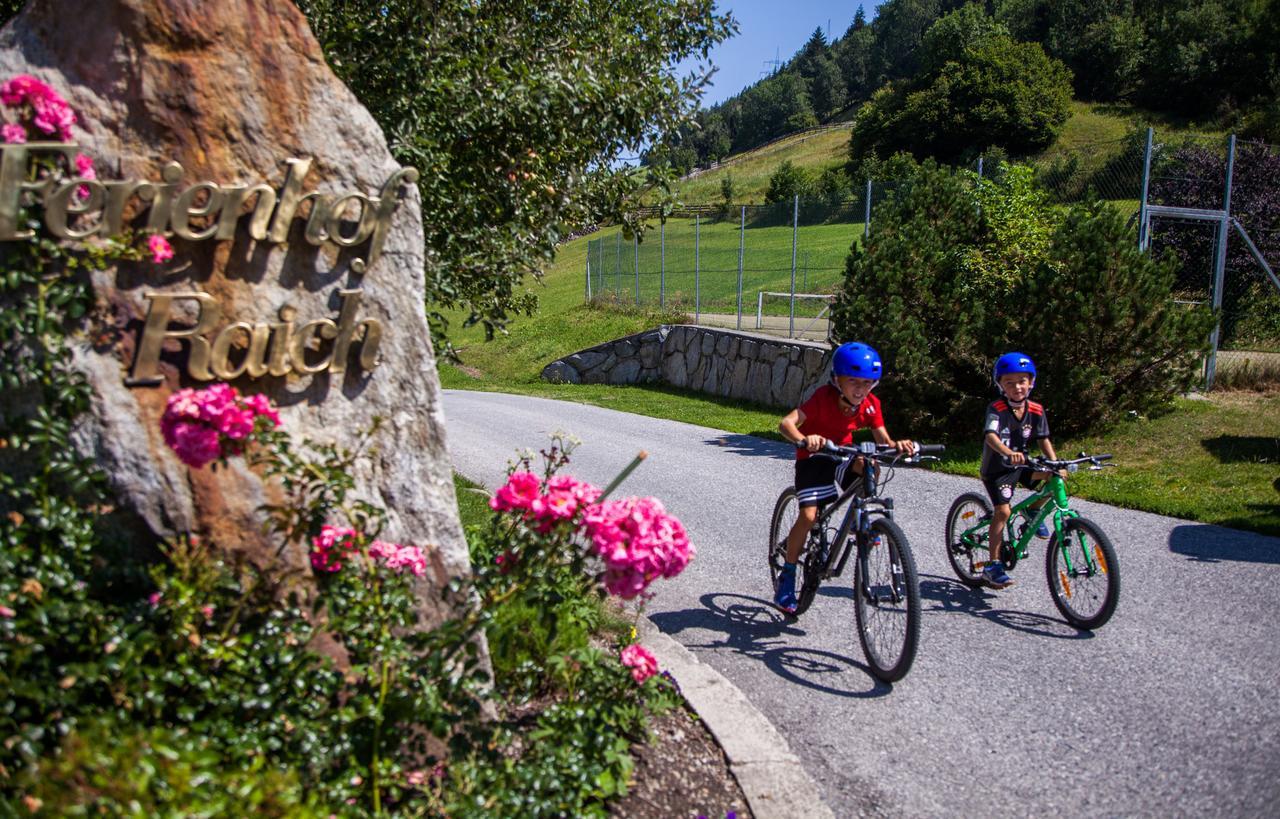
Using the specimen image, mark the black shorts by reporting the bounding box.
[982,466,1042,507]
[795,456,861,508]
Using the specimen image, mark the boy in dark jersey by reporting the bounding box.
[980,352,1063,589]
[773,342,916,613]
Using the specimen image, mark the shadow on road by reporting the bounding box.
[919,575,1089,640]
[649,592,893,697]
[1168,523,1280,564]
[701,433,793,461]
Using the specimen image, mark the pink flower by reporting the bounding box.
[148,592,162,608]
[405,770,427,787]
[165,422,222,469]
[0,605,15,618]
[489,471,542,513]
[200,605,215,619]
[582,497,693,599]
[1,123,25,143]
[310,525,358,573]
[242,393,281,427]
[148,233,174,263]
[160,385,279,469]
[74,153,95,179]
[620,644,658,684]
[0,75,52,107]
[369,540,428,576]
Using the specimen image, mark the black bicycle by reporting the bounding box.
[767,441,944,683]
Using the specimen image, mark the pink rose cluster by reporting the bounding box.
[583,496,693,599]
[490,471,602,532]
[1,74,76,141]
[160,383,280,469]
[620,644,658,684]
[0,75,94,195]
[310,524,428,576]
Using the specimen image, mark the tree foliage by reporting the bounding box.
[831,160,1213,439]
[295,0,733,353]
[851,6,1072,163]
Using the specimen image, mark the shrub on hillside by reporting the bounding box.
[831,160,1213,439]
[850,7,1072,164]
[765,160,812,204]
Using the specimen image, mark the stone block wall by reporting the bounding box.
[541,325,832,409]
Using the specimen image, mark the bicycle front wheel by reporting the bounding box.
[1046,517,1120,630]
[944,492,992,587]
[854,518,921,683]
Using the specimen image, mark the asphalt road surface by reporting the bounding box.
[443,390,1280,817]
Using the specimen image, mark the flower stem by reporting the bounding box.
[597,451,647,502]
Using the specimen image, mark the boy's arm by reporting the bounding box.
[780,409,824,451]
[1037,438,1069,478]
[872,426,916,455]
[986,431,1026,465]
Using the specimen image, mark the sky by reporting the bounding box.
[684,1,887,109]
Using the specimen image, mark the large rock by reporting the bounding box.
[0,0,469,625]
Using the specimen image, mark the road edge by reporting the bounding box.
[637,617,835,819]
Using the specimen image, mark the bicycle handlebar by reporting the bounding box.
[801,441,945,463]
[1003,452,1115,472]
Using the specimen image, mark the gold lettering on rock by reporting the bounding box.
[0,145,417,274]
[128,290,382,384]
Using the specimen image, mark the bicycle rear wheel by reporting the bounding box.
[768,488,818,615]
[944,493,992,587]
[1046,517,1120,630]
[854,518,921,683]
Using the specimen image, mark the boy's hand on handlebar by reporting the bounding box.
[803,434,827,452]
[1006,451,1027,466]
[894,439,917,456]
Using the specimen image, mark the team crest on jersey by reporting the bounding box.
[1022,424,1032,439]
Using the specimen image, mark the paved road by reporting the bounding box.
[443,390,1280,817]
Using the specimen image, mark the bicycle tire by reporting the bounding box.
[944,492,992,587]
[767,488,817,614]
[854,518,921,683]
[1046,517,1120,630]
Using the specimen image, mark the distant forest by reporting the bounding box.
[653,0,1280,171]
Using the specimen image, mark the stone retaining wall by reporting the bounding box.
[541,325,832,408]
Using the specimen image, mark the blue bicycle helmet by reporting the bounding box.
[992,352,1036,385]
[832,342,882,380]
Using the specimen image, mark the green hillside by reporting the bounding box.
[664,100,1222,210]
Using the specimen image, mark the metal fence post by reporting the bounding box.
[1206,134,1236,390]
[864,179,872,238]
[790,194,798,337]
[615,230,622,298]
[694,214,700,324]
[737,206,745,330]
[660,221,665,309]
[585,258,591,301]
[1138,127,1154,251]
[633,232,639,307]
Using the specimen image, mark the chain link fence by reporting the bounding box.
[585,131,1278,388]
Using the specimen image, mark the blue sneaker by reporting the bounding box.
[982,560,1014,589]
[1035,523,1050,539]
[774,565,798,613]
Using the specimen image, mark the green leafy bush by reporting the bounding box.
[850,8,1073,164]
[831,159,1213,439]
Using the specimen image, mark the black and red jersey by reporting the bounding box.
[980,398,1051,478]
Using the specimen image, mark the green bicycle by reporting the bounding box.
[944,453,1120,630]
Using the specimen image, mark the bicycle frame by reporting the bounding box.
[957,473,1104,576]
[808,456,893,586]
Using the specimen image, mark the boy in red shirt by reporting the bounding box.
[774,342,916,613]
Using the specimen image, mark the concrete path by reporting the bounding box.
[443,390,1280,818]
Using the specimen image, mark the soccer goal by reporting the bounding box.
[755,291,833,337]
